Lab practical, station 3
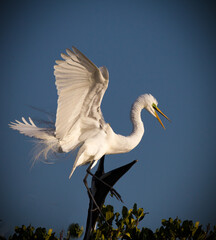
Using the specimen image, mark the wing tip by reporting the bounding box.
[66,48,74,57]
[72,46,77,52]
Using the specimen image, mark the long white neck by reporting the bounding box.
[109,96,146,154]
[129,97,145,142]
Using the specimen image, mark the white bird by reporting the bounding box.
[9,46,170,179]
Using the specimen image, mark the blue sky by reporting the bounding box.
[1,0,216,237]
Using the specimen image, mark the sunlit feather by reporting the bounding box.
[9,46,170,178]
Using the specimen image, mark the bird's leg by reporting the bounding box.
[83,164,110,226]
[86,168,123,202]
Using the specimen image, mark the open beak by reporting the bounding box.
[153,105,171,129]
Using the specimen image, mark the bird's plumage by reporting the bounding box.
[9,46,170,178]
[54,47,109,151]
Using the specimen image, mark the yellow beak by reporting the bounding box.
[153,105,170,129]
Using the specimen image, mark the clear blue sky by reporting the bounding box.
[1,0,216,237]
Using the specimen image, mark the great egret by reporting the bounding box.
[9,46,170,178]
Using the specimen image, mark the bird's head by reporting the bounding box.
[139,94,170,129]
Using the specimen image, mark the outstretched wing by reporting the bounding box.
[54,47,109,141]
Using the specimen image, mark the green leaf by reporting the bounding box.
[137,208,144,218]
[139,213,145,222]
[68,223,83,238]
[106,210,114,221]
[125,232,131,239]
[47,228,52,236]
[122,206,128,218]
[161,219,166,225]
[133,203,138,214]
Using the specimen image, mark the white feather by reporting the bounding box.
[9,46,170,178]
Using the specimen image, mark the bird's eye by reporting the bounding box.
[152,103,157,109]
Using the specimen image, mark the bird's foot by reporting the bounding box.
[87,168,123,202]
[110,187,123,202]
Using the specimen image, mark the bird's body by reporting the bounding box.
[9,47,170,178]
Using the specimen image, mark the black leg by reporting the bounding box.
[83,163,110,226]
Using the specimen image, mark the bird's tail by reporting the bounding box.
[9,117,60,162]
